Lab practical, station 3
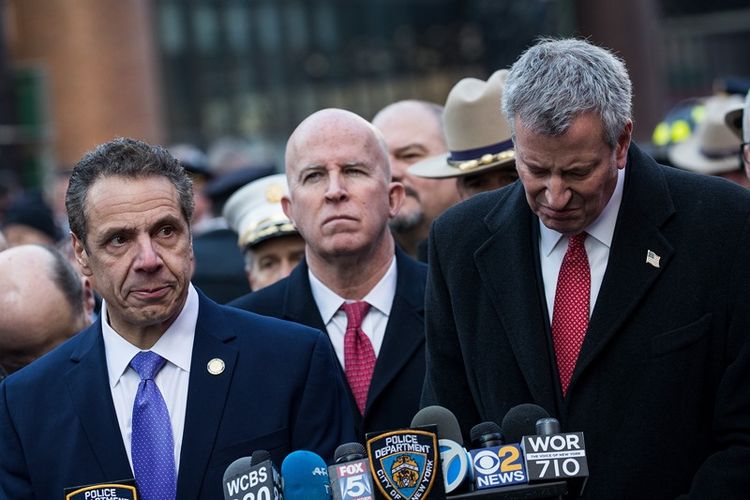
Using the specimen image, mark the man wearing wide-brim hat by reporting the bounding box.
[725,89,750,181]
[223,173,305,291]
[408,70,518,199]
[668,93,747,187]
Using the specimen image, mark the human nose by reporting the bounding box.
[544,175,571,209]
[134,235,162,272]
[390,156,407,183]
[275,259,292,280]
[324,172,348,202]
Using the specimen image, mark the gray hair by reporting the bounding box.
[502,38,632,149]
[66,138,194,245]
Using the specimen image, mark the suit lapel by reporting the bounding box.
[283,260,362,425]
[570,145,675,392]
[65,321,133,480]
[282,260,327,331]
[367,250,425,411]
[474,184,558,414]
[177,294,239,498]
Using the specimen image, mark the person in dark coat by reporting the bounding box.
[231,109,428,441]
[422,38,750,499]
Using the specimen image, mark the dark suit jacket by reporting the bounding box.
[422,144,750,499]
[230,248,427,440]
[0,290,353,499]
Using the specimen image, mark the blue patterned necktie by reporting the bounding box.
[130,351,177,500]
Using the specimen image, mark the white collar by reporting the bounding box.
[102,283,199,388]
[308,256,398,325]
[540,167,625,256]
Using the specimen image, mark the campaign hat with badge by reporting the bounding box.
[407,69,515,179]
[668,93,744,175]
[222,173,298,250]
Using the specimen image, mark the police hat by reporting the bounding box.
[222,173,298,249]
[408,70,515,179]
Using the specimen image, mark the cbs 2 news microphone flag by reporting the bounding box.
[223,404,587,500]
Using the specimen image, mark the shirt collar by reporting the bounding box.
[539,167,625,256]
[308,256,398,325]
[102,283,199,388]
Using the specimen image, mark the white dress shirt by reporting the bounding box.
[308,256,397,367]
[102,283,198,474]
[540,168,625,323]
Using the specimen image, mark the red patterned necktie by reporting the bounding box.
[342,301,376,415]
[551,232,590,396]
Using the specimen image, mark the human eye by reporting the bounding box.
[103,232,129,250]
[345,165,366,176]
[565,167,592,179]
[158,225,176,238]
[258,257,278,270]
[301,170,323,184]
[525,165,548,178]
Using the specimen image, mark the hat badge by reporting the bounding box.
[265,183,284,203]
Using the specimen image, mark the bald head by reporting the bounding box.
[371,100,458,256]
[373,100,444,137]
[0,245,91,374]
[285,108,391,182]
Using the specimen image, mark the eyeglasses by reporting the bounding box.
[742,142,750,165]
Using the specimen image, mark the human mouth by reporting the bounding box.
[323,215,357,225]
[538,206,579,220]
[130,286,171,301]
[404,186,420,200]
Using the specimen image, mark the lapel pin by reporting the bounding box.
[646,250,661,268]
[207,358,225,375]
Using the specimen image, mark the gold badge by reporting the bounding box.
[265,183,284,203]
[207,358,225,375]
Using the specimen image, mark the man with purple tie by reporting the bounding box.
[0,138,352,499]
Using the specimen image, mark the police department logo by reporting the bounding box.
[366,429,439,500]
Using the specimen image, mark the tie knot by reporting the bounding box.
[342,301,370,330]
[130,351,167,381]
[568,232,587,249]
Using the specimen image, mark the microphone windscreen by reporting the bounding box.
[334,442,367,463]
[501,404,550,443]
[222,456,252,483]
[282,450,331,499]
[250,449,271,465]
[470,421,502,445]
[411,405,464,444]
[535,417,562,436]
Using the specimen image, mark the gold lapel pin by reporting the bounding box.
[646,250,661,268]
[207,358,225,375]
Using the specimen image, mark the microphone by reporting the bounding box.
[223,450,282,500]
[467,419,529,491]
[466,404,549,492]
[500,404,550,443]
[411,405,471,494]
[282,450,332,499]
[521,417,589,494]
[469,421,503,449]
[328,442,374,500]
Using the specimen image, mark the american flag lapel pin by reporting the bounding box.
[646,250,661,268]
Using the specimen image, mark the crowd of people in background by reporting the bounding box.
[1,36,750,499]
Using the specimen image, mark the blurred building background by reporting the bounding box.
[0,0,748,195]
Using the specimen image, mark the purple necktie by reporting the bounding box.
[130,351,177,500]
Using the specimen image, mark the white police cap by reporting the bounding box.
[222,173,297,248]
